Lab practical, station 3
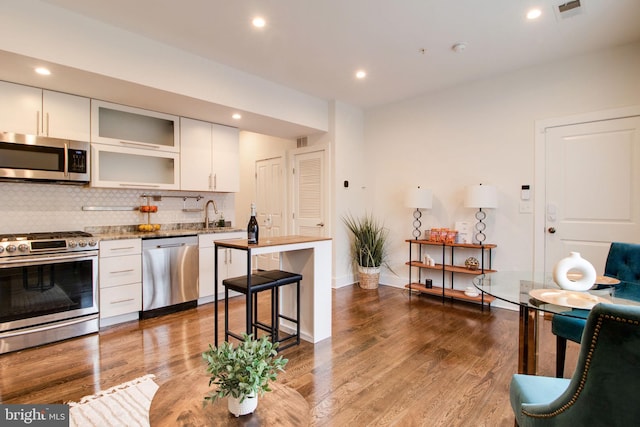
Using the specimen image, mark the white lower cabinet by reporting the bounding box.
[198,232,246,303]
[99,239,142,326]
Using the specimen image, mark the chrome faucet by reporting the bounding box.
[204,199,219,229]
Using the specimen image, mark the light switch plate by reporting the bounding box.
[519,201,533,214]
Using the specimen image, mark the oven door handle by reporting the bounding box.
[0,315,98,339]
[0,252,97,267]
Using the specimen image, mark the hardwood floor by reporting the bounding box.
[0,285,577,426]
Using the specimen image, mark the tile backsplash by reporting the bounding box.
[0,182,235,234]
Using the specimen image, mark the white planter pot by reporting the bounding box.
[553,252,596,291]
[227,394,258,417]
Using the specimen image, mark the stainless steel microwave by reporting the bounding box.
[0,132,90,184]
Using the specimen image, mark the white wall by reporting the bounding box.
[331,101,367,287]
[236,131,297,227]
[365,42,640,290]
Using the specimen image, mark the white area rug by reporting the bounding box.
[67,374,158,427]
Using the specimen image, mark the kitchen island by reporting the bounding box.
[214,235,333,345]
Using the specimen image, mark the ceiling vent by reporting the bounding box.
[297,137,308,148]
[555,0,584,20]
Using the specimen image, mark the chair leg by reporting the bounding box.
[556,335,567,378]
[295,280,300,345]
[252,291,259,337]
[272,286,279,342]
[224,287,230,342]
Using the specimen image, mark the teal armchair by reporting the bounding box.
[552,241,640,377]
[511,303,640,426]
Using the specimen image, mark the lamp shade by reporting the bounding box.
[464,184,497,209]
[406,187,432,209]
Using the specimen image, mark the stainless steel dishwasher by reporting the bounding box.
[141,235,198,316]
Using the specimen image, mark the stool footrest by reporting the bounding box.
[279,314,297,323]
[226,330,245,342]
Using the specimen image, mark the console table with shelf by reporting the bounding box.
[405,239,496,309]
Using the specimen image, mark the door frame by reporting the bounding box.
[533,105,640,273]
[255,154,286,270]
[288,142,331,237]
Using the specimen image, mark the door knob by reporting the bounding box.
[548,227,556,234]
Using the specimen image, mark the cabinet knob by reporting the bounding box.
[548,227,556,234]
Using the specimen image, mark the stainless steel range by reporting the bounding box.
[0,231,99,354]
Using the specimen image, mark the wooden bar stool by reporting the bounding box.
[222,274,279,342]
[255,270,302,350]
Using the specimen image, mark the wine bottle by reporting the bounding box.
[247,203,259,244]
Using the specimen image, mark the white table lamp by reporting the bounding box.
[406,186,433,239]
[464,184,497,244]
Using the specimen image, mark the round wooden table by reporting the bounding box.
[149,369,310,426]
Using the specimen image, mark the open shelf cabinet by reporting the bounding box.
[405,239,496,309]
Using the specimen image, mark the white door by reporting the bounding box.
[256,156,285,270]
[544,116,640,274]
[292,147,328,237]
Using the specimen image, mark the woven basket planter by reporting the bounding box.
[357,265,381,289]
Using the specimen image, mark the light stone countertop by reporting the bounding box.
[87,222,244,240]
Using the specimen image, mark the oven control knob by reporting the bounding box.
[88,239,98,247]
[18,244,29,252]
[6,244,16,252]
[68,240,78,248]
[0,246,4,254]
[78,240,88,247]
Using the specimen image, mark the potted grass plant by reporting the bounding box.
[202,334,288,417]
[343,212,393,289]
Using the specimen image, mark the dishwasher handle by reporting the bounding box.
[154,243,188,249]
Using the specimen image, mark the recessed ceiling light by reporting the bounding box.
[252,17,266,28]
[355,70,366,79]
[232,113,242,120]
[527,8,542,19]
[452,42,467,53]
[35,67,51,76]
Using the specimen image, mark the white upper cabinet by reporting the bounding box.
[42,90,91,141]
[91,100,180,152]
[0,81,40,135]
[90,100,180,189]
[0,81,90,140]
[180,117,239,192]
[180,117,213,191]
[212,124,240,192]
[91,143,180,190]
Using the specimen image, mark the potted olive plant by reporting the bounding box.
[202,334,288,417]
[343,213,393,289]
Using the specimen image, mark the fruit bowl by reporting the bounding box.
[138,224,161,232]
